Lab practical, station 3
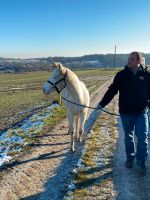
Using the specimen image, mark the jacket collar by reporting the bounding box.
[124,64,144,73]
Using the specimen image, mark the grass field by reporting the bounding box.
[0,68,120,132]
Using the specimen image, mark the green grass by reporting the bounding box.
[0,71,49,88]
[0,68,120,88]
[0,68,120,131]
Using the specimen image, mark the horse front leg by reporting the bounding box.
[67,112,75,152]
[74,114,80,141]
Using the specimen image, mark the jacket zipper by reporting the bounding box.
[132,72,137,113]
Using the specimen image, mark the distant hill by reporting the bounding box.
[1,53,150,73]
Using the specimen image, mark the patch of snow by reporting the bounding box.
[0,155,12,166]
[0,103,59,167]
[71,168,78,174]
[76,158,84,168]
[68,182,76,190]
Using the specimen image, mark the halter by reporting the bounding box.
[47,69,68,93]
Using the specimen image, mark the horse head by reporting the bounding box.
[43,62,67,95]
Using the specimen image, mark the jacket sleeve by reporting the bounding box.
[148,72,150,108]
[99,72,120,108]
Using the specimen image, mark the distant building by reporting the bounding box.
[85,60,103,67]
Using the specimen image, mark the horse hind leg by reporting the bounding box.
[79,111,88,142]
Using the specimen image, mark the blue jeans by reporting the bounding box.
[120,112,149,163]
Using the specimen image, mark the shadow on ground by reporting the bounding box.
[17,109,103,200]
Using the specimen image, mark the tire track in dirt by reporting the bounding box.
[0,80,112,200]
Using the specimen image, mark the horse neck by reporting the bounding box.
[61,69,80,98]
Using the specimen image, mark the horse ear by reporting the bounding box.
[51,62,57,68]
[58,63,63,69]
[58,63,65,74]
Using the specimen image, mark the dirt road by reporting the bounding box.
[0,80,112,200]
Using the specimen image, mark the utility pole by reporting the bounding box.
[114,45,116,69]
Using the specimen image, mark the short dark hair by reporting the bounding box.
[130,51,142,61]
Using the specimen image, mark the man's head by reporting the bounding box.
[128,51,142,69]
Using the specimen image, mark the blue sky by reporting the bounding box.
[0,0,150,58]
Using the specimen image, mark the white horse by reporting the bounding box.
[43,62,90,152]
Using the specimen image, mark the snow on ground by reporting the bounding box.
[0,103,59,167]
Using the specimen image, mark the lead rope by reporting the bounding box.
[61,95,120,116]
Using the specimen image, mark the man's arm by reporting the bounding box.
[99,72,120,108]
[147,71,150,108]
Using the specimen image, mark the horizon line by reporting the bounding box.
[1,52,150,59]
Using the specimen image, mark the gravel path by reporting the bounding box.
[113,116,150,200]
[0,80,112,200]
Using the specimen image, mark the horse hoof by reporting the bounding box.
[79,136,84,142]
[70,146,75,152]
[79,139,82,142]
[74,136,78,141]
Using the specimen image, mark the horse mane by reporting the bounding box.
[65,67,79,80]
[52,62,80,83]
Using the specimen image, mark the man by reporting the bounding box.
[98,52,150,172]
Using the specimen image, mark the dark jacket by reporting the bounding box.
[99,64,150,115]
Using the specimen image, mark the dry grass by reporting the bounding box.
[66,99,118,199]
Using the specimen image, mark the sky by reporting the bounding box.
[0,0,150,58]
